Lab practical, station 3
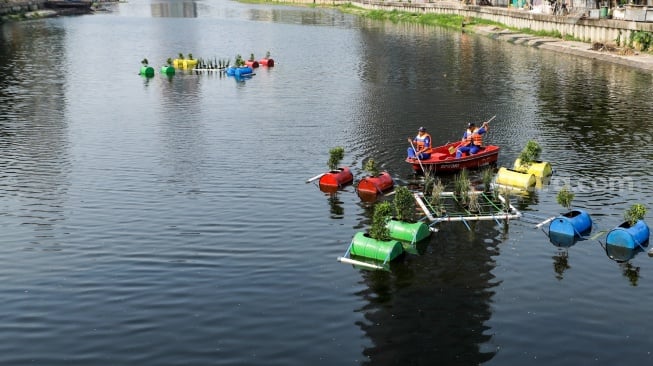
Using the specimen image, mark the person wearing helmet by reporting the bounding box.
[456,121,489,158]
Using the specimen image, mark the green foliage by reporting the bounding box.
[141,58,149,66]
[265,50,271,59]
[556,185,574,210]
[327,146,345,171]
[429,178,445,211]
[364,158,380,177]
[393,186,415,223]
[624,203,647,226]
[631,31,653,51]
[453,169,471,206]
[178,53,184,59]
[369,201,392,241]
[518,140,542,165]
[235,54,245,67]
[166,58,173,66]
[249,53,255,61]
[481,167,494,192]
[188,53,194,60]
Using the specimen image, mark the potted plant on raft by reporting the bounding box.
[139,58,154,77]
[348,201,404,265]
[173,53,184,68]
[357,158,394,197]
[514,140,552,178]
[317,146,353,190]
[386,186,432,245]
[160,57,175,75]
[453,169,470,207]
[605,203,650,257]
[548,184,592,240]
[245,53,259,68]
[259,50,274,67]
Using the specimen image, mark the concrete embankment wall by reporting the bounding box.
[0,0,45,17]
[282,0,653,44]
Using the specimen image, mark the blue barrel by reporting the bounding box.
[549,209,592,239]
[605,245,637,262]
[234,66,253,77]
[226,67,236,76]
[606,220,650,249]
[548,231,576,248]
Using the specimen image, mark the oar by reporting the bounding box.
[409,140,427,173]
[306,173,325,183]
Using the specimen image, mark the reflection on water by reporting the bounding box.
[151,0,197,18]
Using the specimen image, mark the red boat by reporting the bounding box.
[406,142,500,173]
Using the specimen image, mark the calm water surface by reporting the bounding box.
[1,1,653,365]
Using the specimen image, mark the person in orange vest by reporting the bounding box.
[407,126,432,160]
[455,121,489,158]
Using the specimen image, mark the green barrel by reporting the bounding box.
[140,66,154,77]
[160,66,175,75]
[600,6,608,18]
[350,232,403,262]
[386,220,431,243]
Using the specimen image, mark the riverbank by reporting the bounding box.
[0,0,117,22]
[253,0,653,73]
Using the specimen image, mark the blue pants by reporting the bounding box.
[407,147,430,160]
[456,145,480,158]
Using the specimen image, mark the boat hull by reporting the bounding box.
[406,142,499,173]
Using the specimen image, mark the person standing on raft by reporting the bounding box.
[407,126,432,160]
[456,121,489,158]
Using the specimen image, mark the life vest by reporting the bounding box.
[463,127,485,147]
[414,133,432,153]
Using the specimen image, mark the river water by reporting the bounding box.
[1,1,653,365]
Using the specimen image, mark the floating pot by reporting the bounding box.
[350,232,403,262]
[605,245,638,262]
[318,167,353,188]
[513,158,553,178]
[160,66,175,75]
[173,59,198,69]
[495,167,536,190]
[357,171,394,195]
[549,230,577,248]
[606,220,650,249]
[259,58,274,67]
[245,60,259,68]
[139,66,154,77]
[386,219,430,244]
[548,209,592,239]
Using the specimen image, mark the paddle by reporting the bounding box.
[408,139,427,173]
[450,115,497,155]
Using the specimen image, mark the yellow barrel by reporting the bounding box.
[513,158,552,178]
[496,167,536,190]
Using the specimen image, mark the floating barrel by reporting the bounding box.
[495,167,536,190]
[549,209,592,238]
[245,60,259,68]
[259,58,274,67]
[173,59,198,69]
[605,245,637,262]
[548,230,577,248]
[386,220,430,243]
[318,167,354,188]
[513,158,553,178]
[160,66,175,75]
[606,220,650,249]
[226,67,236,76]
[235,66,253,77]
[350,232,403,262]
[357,172,394,195]
[140,66,154,77]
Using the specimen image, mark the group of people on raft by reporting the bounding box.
[407,120,490,160]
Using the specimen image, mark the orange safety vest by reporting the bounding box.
[414,132,432,153]
[463,127,485,147]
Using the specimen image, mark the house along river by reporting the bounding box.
[1,0,653,365]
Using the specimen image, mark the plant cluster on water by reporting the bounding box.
[481,167,494,192]
[327,146,344,171]
[453,169,470,206]
[518,140,542,166]
[556,185,574,210]
[364,158,380,177]
[624,203,647,226]
[369,201,392,241]
[393,186,415,223]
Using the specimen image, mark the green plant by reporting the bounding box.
[624,203,647,226]
[188,53,194,60]
[369,201,392,241]
[518,140,542,166]
[141,58,149,66]
[429,178,445,211]
[249,53,255,61]
[453,169,470,205]
[364,158,380,177]
[327,146,345,171]
[178,53,184,59]
[631,31,653,51]
[265,50,271,59]
[481,167,494,192]
[166,58,173,66]
[467,189,481,213]
[235,54,245,67]
[393,186,415,222]
[556,185,574,210]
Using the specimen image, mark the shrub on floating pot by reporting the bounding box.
[166,58,173,66]
[393,186,415,223]
[327,146,345,171]
[364,158,380,177]
[141,58,149,66]
[518,140,542,167]
[369,201,392,241]
[624,203,647,226]
[556,185,574,210]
